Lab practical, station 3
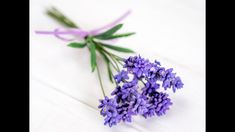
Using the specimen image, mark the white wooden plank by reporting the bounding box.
[30,79,147,132]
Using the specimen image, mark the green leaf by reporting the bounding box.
[97,32,135,40]
[88,42,96,72]
[97,48,113,83]
[107,64,113,83]
[94,24,123,39]
[67,42,86,48]
[101,43,135,53]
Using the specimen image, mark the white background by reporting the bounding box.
[30,0,205,132]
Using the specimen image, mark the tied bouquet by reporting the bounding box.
[36,7,184,127]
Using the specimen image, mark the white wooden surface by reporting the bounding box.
[30,0,205,132]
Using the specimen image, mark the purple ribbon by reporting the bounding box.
[35,10,131,42]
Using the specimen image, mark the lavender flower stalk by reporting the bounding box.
[36,7,184,128]
[98,56,183,127]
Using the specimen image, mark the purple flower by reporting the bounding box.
[124,55,151,78]
[112,78,138,103]
[98,96,121,127]
[114,70,129,83]
[143,92,172,118]
[98,55,183,127]
[131,95,149,115]
[117,103,134,122]
[162,68,184,92]
[142,81,160,95]
[172,77,184,92]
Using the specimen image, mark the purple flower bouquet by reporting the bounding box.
[36,7,183,127]
[98,56,183,127]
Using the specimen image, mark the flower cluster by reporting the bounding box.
[98,55,183,127]
[37,7,183,127]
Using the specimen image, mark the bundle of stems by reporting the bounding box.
[46,7,135,97]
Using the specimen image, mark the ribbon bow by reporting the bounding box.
[35,10,131,42]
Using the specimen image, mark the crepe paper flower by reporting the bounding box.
[35,7,184,127]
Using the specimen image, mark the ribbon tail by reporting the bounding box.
[35,28,89,42]
[35,10,131,42]
[89,10,131,35]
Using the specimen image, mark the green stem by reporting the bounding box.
[45,7,125,95]
[109,55,120,71]
[97,46,121,70]
[95,43,119,72]
[101,48,124,67]
[94,41,122,72]
[94,42,123,60]
[46,7,78,28]
[112,54,124,61]
[96,65,106,97]
[109,58,119,71]
[101,47,123,61]
[116,59,124,66]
